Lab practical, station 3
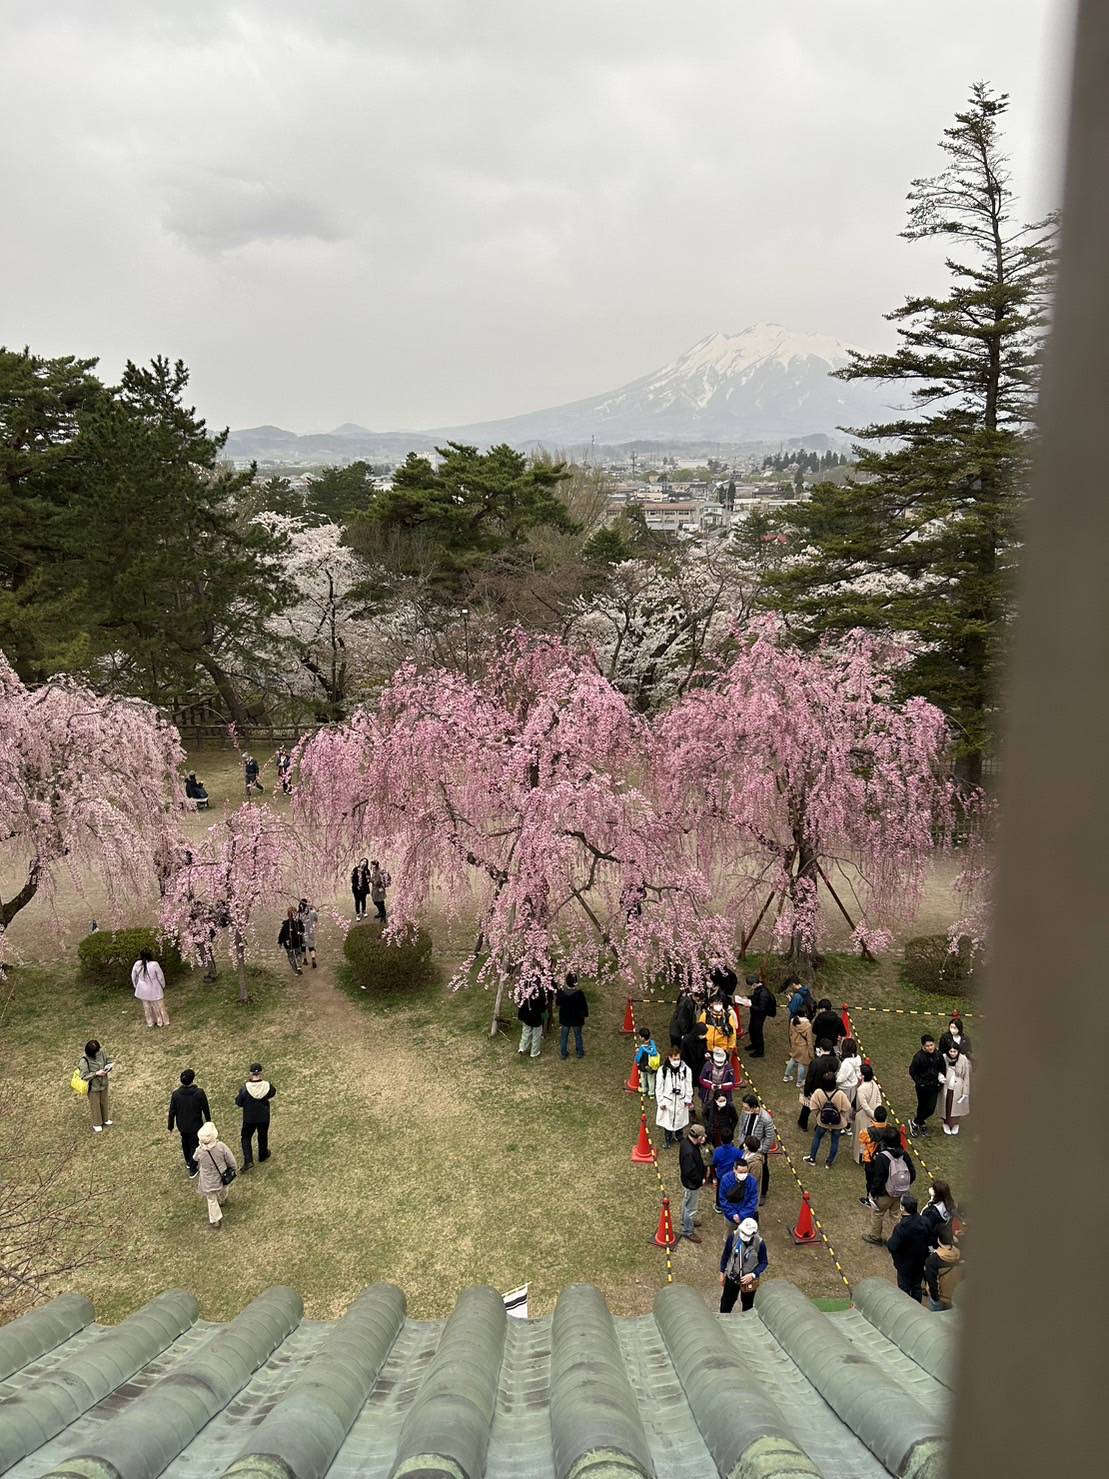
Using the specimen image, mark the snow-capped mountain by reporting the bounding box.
[429,323,898,446]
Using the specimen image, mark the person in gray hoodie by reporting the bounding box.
[235,1062,276,1168]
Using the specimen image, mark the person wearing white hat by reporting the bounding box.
[719,1216,767,1313]
[195,1122,237,1230]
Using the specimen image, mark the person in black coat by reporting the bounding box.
[704,1091,738,1147]
[678,1122,708,1242]
[235,1062,276,1169]
[167,1068,211,1178]
[517,992,547,1058]
[799,1045,839,1130]
[745,975,776,1058]
[811,1000,846,1051]
[670,990,698,1047]
[555,973,589,1059]
[908,1035,946,1133]
[680,1022,710,1080]
[886,1193,932,1301]
[351,858,371,919]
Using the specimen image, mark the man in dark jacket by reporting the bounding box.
[744,975,776,1058]
[680,1021,709,1080]
[678,1121,708,1242]
[167,1068,211,1178]
[670,990,697,1047]
[236,1062,276,1168]
[800,1043,839,1130]
[812,999,846,1051]
[555,973,589,1059]
[887,1194,932,1301]
[908,1035,946,1134]
[863,1132,916,1244]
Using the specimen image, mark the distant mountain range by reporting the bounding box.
[227,324,901,462]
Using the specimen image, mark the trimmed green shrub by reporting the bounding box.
[901,934,977,997]
[77,928,184,984]
[343,923,435,993]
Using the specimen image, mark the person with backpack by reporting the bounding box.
[235,1062,276,1168]
[852,1064,884,1162]
[655,1048,694,1149]
[719,1217,768,1313]
[863,1131,916,1244]
[195,1121,237,1230]
[737,1093,776,1202]
[167,1068,211,1179]
[277,906,305,975]
[635,1026,661,1098]
[800,1040,839,1131]
[131,948,170,1027]
[784,1010,813,1086]
[908,1035,946,1135]
[924,1225,964,1310]
[859,1108,892,1197]
[887,1193,932,1301]
[812,999,846,1052]
[784,977,815,1021]
[678,1121,708,1243]
[744,975,776,1058]
[803,1074,853,1167]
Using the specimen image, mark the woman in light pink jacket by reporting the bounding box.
[132,949,169,1027]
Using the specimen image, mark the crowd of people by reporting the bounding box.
[632,968,968,1313]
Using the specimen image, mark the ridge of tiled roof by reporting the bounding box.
[0,1278,953,1479]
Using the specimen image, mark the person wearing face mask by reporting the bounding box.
[737,1093,776,1203]
[699,997,738,1055]
[704,1089,738,1147]
[941,1044,971,1134]
[655,1048,694,1149]
[698,1047,736,1110]
[938,1015,972,1061]
[717,1157,759,1228]
[719,1216,768,1313]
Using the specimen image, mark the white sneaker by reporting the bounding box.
[951,1124,960,1135]
[942,1124,952,1135]
[103,1120,113,1126]
[92,1125,103,1133]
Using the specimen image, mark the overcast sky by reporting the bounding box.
[0,0,1073,433]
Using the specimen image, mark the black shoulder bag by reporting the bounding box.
[208,1148,237,1187]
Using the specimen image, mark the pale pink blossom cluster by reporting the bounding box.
[0,655,186,963]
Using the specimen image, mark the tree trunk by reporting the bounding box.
[0,859,41,930]
[786,825,819,965]
[196,654,252,738]
[234,933,250,1004]
[490,975,506,1037]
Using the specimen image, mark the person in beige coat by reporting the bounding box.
[941,1046,972,1134]
[852,1064,884,1162]
[804,1078,854,1167]
[195,1122,237,1229]
[784,1012,814,1088]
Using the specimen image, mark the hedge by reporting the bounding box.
[343,923,435,994]
[77,928,184,984]
[901,934,977,997]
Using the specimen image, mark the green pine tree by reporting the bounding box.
[765,83,1057,780]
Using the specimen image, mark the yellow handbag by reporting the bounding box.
[71,1067,89,1096]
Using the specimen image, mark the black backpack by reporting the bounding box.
[819,1098,842,1127]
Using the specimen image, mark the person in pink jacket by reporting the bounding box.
[132,949,169,1027]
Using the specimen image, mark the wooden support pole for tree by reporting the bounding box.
[739,890,777,957]
[814,862,874,961]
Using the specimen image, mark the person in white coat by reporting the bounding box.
[835,1038,863,1105]
[132,949,169,1027]
[941,1045,972,1134]
[655,1048,694,1149]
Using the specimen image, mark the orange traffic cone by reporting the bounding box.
[653,1195,678,1247]
[792,1189,819,1245]
[631,1113,655,1164]
[841,1003,852,1037]
[768,1116,782,1154]
[621,997,635,1034]
[900,1122,910,1151]
[625,1057,641,1094]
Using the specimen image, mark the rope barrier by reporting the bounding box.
[626,1000,674,1284]
[629,993,982,1021]
[736,1046,853,1293]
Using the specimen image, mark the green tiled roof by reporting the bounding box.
[0,1278,952,1479]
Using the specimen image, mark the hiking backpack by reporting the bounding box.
[885,1154,912,1197]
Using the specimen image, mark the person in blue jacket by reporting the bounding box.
[710,1128,743,1209]
[718,1159,760,1226]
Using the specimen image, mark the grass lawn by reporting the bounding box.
[3,944,976,1325]
[1,742,977,1325]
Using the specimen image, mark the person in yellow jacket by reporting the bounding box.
[699,998,738,1055]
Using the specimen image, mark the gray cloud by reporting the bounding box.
[0,0,1072,432]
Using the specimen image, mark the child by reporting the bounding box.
[635,1026,661,1099]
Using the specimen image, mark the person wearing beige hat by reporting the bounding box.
[195,1122,237,1229]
